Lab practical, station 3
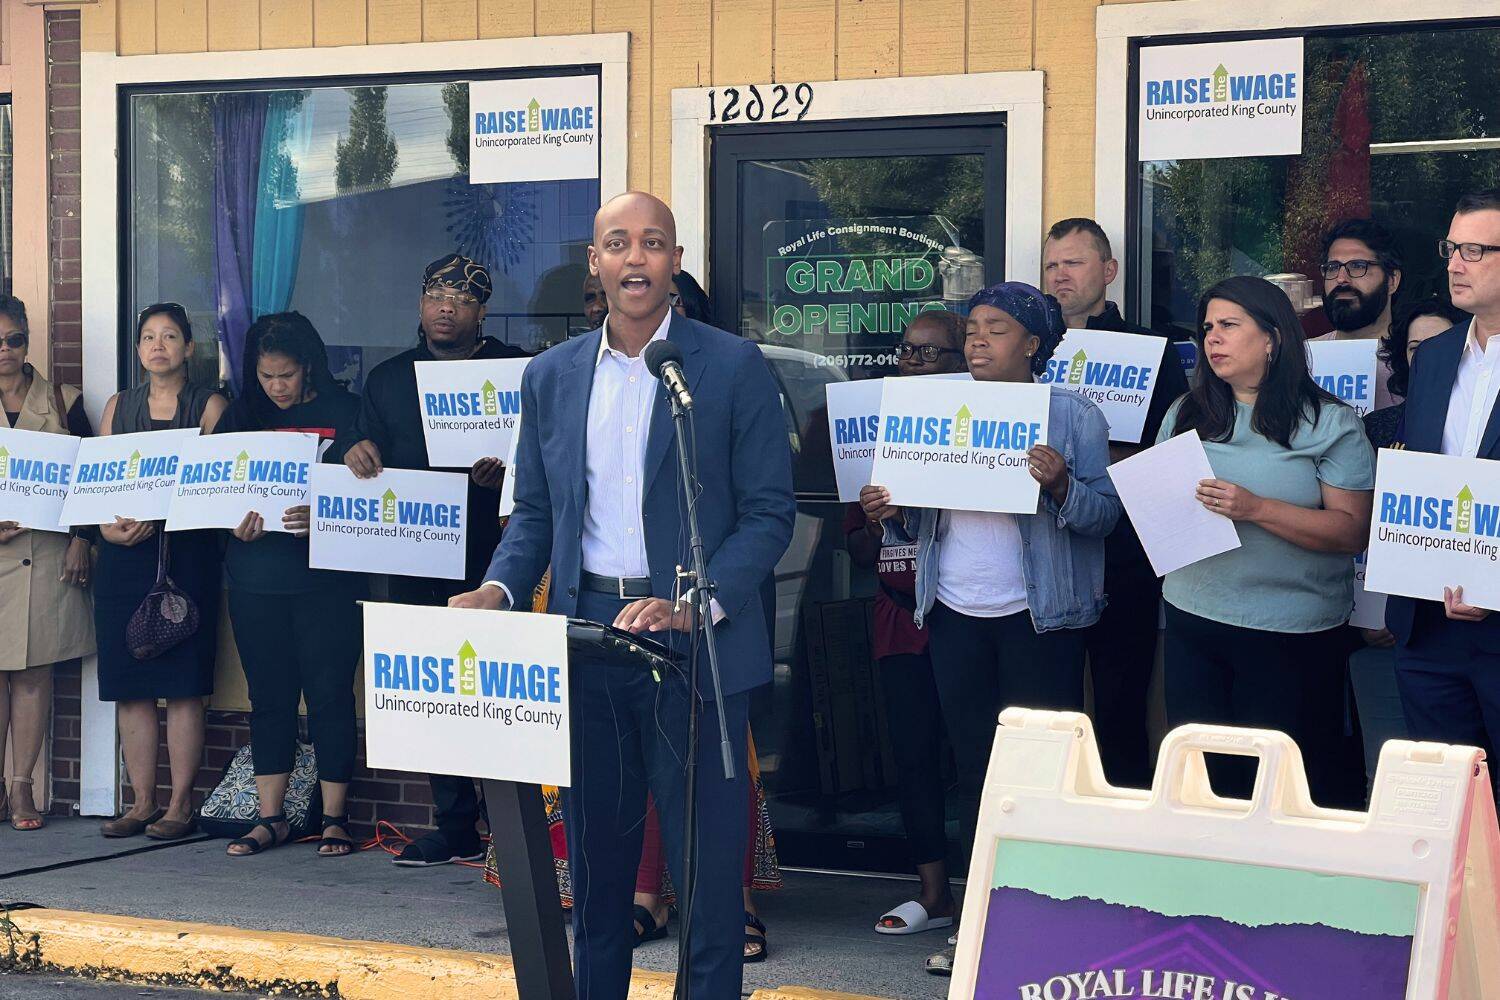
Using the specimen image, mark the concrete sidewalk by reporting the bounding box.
[0,819,955,999]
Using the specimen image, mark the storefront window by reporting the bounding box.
[126,72,601,389]
[1137,25,1500,336]
[711,119,1004,870]
[0,102,12,295]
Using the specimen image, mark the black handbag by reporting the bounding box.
[125,533,200,660]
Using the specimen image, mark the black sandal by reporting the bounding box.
[226,813,290,857]
[744,911,769,963]
[317,813,355,858]
[633,904,668,947]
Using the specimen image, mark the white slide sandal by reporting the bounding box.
[875,900,955,935]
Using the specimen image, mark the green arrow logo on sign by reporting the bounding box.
[232,450,251,482]
[126,450,142,479]
[954,404,973,449]
[1457,485,1474,535]
[458,640,478,696]
[527,98,541,132]
[1068,349,1088,386]
[381,488,397,525]
[1212,64,1229,103]
[482,379,499,416]
[0,446,9,479]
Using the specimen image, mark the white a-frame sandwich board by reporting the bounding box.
[950,709,1500,1000]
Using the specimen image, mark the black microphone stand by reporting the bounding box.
[666,387,735,1000]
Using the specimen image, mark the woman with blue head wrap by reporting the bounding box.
[859,280,1121,975]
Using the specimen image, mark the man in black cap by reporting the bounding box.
[333,253,529,866]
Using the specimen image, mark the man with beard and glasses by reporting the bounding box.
[1314,218,1404,410]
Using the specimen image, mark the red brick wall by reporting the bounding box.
[47,11,82,390]
[39,11,450,840]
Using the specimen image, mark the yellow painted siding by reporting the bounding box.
[423,0,478,40]
[262,0,315,48]
[208,0,260,51]
[836,0,900,79]
[314,0,368,46]
[86,0,1118,250]
[478,0,534,37]
[711,0,773,85]
[155,0,208,54]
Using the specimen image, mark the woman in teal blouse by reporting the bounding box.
[1158,275,1374,808]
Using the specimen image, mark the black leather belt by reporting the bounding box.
[580,571,653,600]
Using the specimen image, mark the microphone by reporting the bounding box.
[644,340,693,410]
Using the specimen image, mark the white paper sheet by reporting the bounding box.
[1107,431,1241,577]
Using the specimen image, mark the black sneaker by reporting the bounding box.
[392,830,485,867]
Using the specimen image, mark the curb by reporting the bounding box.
[3,908,892,1000]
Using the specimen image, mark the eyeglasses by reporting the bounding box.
[1,333,26,349]
[1438,240,1500,263]
[1320,259,1379,280]
[896,343,964,363]
[669,292,683,307]
[423,288,480,308]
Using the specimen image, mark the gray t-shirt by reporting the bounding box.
[1158,398,1375,633]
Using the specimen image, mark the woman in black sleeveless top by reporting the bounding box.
[95,304,226,841]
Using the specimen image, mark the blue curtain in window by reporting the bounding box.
[251,92,309,330]
[211,93,267,390]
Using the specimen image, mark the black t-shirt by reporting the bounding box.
[218,389,363,595]
[331,336,530,588]
[1085,303,1192,572]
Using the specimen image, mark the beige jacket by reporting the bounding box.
[1,370,96,669]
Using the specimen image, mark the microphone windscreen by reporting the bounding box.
[643,339,685,379]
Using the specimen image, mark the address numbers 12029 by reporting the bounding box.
[707,83,814,124]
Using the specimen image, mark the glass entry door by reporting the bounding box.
[709,117,1006,872]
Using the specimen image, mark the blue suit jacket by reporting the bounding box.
[485,312,796,696]
[1386,317,1500,649]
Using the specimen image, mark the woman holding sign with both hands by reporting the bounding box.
[861,281,1121,975]
[96,303,226,842]
[1158,275,1374,809]
[215,313,363,858]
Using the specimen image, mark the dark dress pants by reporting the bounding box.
[924,602,1087,858]
[1395,608,1500,804]
[567,590,750,1000]
[1085,557,1161,789]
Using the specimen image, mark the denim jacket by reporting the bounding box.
[883,386,1122,633]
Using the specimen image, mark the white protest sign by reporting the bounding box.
[1038,329,1168,443]
[166,431,319,532]
[468,76,599,184]
[1139,37,1303,161]
[871,378,1049,514]
[308,464,469,580]
[1308,339,1379,417]
[1107,431,1241,576]
[59,428,199,525]
[1350,550,1387,630]
[498,413,521,518]
[826,378,884,502]
[1365,448,1500,612]
[414,358,529,469]
[363,602,570,786]
[0,427,81,532]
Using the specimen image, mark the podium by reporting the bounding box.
[361,602,684,1000]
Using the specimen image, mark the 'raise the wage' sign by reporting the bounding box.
[1038,329,1167,444]
[167,431,318,532]
[308,464,469,580]
[870,378,1049,514]
[414,358,529,470]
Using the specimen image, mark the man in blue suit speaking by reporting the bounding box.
[449,192,795,998]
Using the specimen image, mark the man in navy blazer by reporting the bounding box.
[1386,189,1500,799]
[450,192,795,998]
